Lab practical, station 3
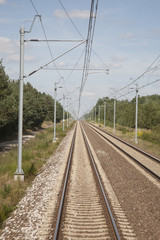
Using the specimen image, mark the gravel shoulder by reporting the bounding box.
[0,127,74,240]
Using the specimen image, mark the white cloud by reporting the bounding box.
[111,54,127,62]
[0,37,34,62]
[24,55,36,61]
[82,91,95,96]
[57,61,67,67]
[0,37,17,54]
[118,32,134,39]
[54,9,90,19]
[108,54,127,70]
[0,0,6,4]
[108,62,122,69]
[6,54,19,61]
[6,54,35,62]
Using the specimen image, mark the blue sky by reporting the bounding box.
[0,0,160,117]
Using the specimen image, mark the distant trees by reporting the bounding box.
[0,60,63,140]
[90,94,160,130]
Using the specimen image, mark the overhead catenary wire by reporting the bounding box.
[29,0,107,117]
[59,0,109,102]
[58,0,108,71]
[116,78,160,100]
[29,0,62,79]
[117,54,160,92]
[29,0,39,15]
[58,0,84,40]
[26,40,86,77]
[139,78,160,90]
[78,0,99,114]
[63,47,86,84]
[92,49,109,71]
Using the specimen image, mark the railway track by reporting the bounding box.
[86,122,160,181]
[52,122,121,240]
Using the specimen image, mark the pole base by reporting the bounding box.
[14,174,24,181]
[52,138,58,143]
[14,169,24,181]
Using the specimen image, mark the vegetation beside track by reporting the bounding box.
[0,60,64,141]
[85,94,160,156]
[96,123,160,158]
[0,122,74,229]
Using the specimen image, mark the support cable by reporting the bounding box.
[58,0,108,83]
[29,0,62,78]
[78,0,99,114]
[116,78,160,100]
[58,0,84,39]
[117,55,160,92]
[26,40,86,77]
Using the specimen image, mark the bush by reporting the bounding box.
[117,126,127,134]
[141,131,160,145]
[0,204,13,227]
[24,162,37,177]
[0,184,11,198]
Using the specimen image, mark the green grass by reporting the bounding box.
[104,124,160,158]
[0,121,74,229]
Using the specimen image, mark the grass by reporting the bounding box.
[90,120,160,158]
[0,121,74,229]
[104,124,160,158]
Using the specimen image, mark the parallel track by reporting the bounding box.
[53,122,121,240]
[86,122,160,181]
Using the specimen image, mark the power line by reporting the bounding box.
[58,0,84,39]
[64,47,86,84]
[116,78,160,100]
[58,0,108,98]
[29,0,39,15]
[78,0,99,114]
[39,17,62,78]
[117,54,160,92]
[139,78,160,90]
[26,40,86,77]
[29,0,62,79]
[92,49,109,71]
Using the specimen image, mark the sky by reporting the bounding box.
[0,0,160,118]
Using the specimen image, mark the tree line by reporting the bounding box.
[0,60,63,140]
[88,94,160,130]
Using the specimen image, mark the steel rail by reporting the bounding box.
[87,122,160,181]
[80,123,121,240]
[53,125,77,240]
[88,122,160,164]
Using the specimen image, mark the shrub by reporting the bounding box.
[141,131,160,145]
[0,184,11,198]
[0,204,13,227]
[23,162,37,177]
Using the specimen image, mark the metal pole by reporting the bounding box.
[104,102,106,128]
[15,26,25,181]
[98,105,100,126]
[113,98,116,133]
[68,112,70,126]
[67,103,68,128]
[95,107,96,123]
[63,94,65,131]
[135,84,138,143]
[53,82,57,142]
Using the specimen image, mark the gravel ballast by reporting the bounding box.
[82,123,160,240]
